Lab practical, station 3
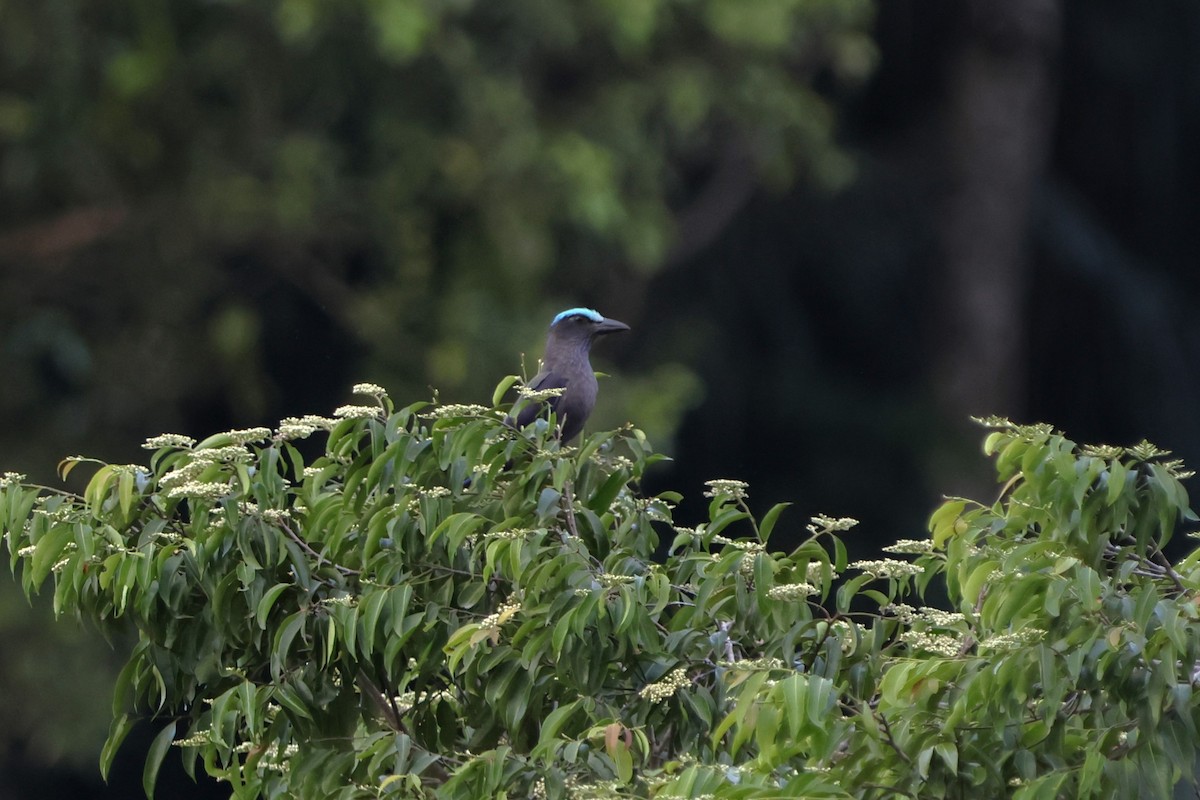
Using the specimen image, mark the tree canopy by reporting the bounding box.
[3,383,1200,798]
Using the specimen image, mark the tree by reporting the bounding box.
[2,384,1199,798]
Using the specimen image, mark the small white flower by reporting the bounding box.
[882,538,933,555]
[979,628,1044,651]
[916,607,966,627]
[141,434,197,450]
[805,561,837,583]
[850,558,923,579]
[638,667,690,702]
[899,630,962,657]
[429,403,491,418]
[883,603,917,624]
[191,445,252,464]
[167,481,230,500]
[480,600,523,629]
[224,427,271,445]
[277,415,337,440]
[0,471,27,488]
[767,583,818,600]
[703,479,749,500]
[517,386,565,403]
[334,405,381,420]
[807,514,859,534]
[352,383,388,398]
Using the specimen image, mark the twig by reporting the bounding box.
[562,481,580,539]
[279,520,359,576]
[875,711,913,765]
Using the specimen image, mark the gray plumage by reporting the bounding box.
[510,308,630,443]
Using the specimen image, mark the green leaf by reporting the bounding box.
[536,488,562,522]
[100,713,135,782]
[30,522,74,586]
[359,587,390,657]
[587,470,627,514]
[930,500,966,548]
[271,611,306,681]
[1104,460,1123,503]
[85,464,118,515]
[759,502,792,540]
[537,700,581,751]
[255,582,291,630]
[143,720,177,799]
[492,374,520,407]
[118,468,136,520]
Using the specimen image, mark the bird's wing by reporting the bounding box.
[512,368,568,429]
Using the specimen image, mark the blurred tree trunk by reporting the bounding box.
[932,0,1061,491]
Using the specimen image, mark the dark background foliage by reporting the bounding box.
[2,0,1199,796]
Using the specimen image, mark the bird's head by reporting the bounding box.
[547,307,630,348]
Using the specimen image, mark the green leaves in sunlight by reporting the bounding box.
[4,403,1200,798]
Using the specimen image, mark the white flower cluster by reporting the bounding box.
[517,386,565,403]
[352,383,388,398]
[882,538,933,555]
[767,582,819,601]
[979,628,1045,651]
[728,657,785,671]
[597,573,635,588]
[51,543,79,572]
[32,504,81,523]
[333,405,382,420]
[192,445,252,464]
[225,427,271,445]
[711,535,765,554]
[807,514,859,534]
[321,594,357,608]
[884,604,967,629]
[594,454,633,471]
[277,415,337,440]
[638,667,690,703]
[157,460,211,491]
[428,403,491,418]
[916,607,966,626]
[167,481,230,500]
[883,603,917,624]
[703,479,749,500]
[850,558,923,579]
[392,688,455,715]
[900,630,963,657]
[256,742,301,771]
[487,527,537,541]
[0,471,26,488]
[175,731,212,747]
[480,599,523,629]
[141,434,196,450]
[238,502,292,524]
[803,562,831,584]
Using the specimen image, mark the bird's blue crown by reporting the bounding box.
[552,307,604,326]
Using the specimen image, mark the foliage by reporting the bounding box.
[3,388,1200,798]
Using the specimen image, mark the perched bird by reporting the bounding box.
[510,308,630,443]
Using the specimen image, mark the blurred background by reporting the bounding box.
[3,0,1200,795]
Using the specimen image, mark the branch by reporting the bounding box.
[278,520,360,577]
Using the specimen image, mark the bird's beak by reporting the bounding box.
[595,317,630,335]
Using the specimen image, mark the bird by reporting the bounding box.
[509,307,630,443]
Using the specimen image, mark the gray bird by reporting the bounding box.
[510,307,630,443]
